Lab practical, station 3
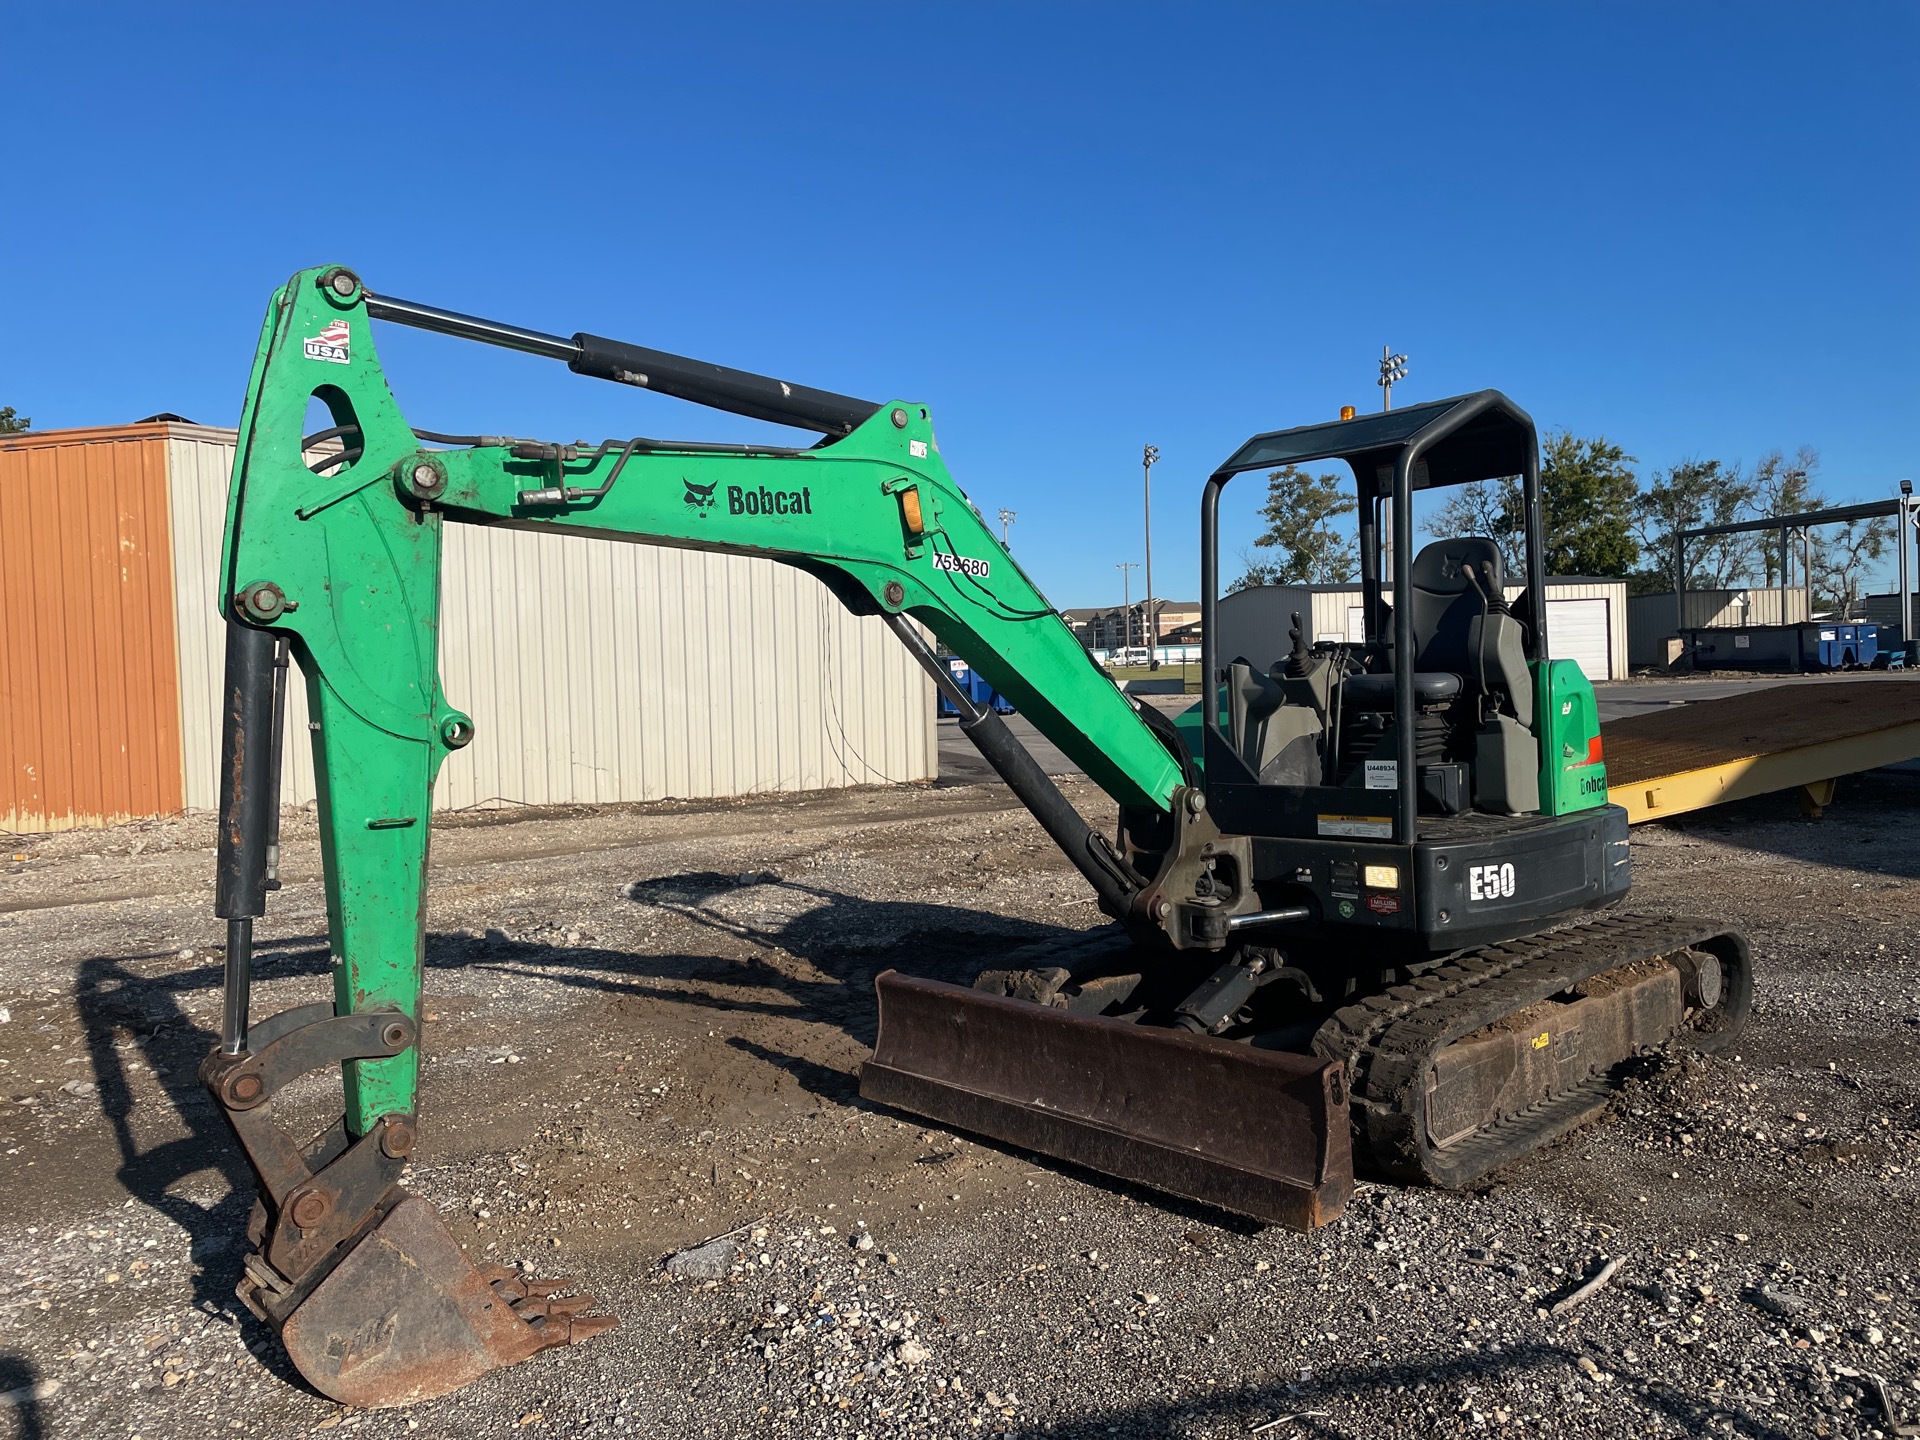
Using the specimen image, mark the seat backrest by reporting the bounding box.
[1408,538,1504,673]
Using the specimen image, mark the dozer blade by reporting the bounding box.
[274,1196,616,1409]
[862,970,1353,1229]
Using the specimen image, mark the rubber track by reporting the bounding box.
[1311,909,1751,1189]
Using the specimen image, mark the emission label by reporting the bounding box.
[1317,814,1392,839]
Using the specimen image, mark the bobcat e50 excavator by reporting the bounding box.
[206,265,1751,1407]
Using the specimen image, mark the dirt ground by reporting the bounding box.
[2,766,1917,1440]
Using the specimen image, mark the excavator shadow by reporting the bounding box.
[60,876,1095,1334]
[73,947,320,1390]
[426,870,1083,1054]
[0,1351,47,1440]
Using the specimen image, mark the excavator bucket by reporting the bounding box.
[861,971,1353,1229]
[267,1197,616,1409]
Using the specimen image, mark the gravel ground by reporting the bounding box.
[1,768,1917,1440]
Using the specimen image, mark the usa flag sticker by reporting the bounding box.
[303,319,351,365]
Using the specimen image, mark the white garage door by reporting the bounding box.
[1547,598,1611,681]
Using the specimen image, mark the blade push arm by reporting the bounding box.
[219,265,1184,1139]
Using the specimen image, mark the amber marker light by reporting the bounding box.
[899,486,925,535]
[1340,405,1356,421]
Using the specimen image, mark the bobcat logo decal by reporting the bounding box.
[683,478,718,513]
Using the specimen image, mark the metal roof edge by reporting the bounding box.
[0,420,238,448]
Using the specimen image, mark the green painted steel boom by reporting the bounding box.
[219,265,1183,1137]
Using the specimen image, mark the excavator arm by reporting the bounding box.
[204,267,1355,1408]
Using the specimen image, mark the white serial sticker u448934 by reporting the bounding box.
[932,552,990,579]
[304,319,351,365]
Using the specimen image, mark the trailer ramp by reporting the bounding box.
[1606,679,1920,823]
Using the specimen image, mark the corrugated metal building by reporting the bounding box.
[1218,578,1628,681]
[4,422,936,832]
[0,423,187,830]
[1858,590,1917,648]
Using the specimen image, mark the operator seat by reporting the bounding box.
[1343,537,1507,710]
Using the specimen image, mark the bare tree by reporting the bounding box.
[1750,446,1826,587]
[1423,477,1522,577]
[1811,517,1890,617]
[1631,458,1759,592]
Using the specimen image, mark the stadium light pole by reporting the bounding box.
[998,508,1016,545]
[1378,345,1408,412]
[1377,346,1409,579]
[1142,445,1160,670]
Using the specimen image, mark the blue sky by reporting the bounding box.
[3,3,1913,608]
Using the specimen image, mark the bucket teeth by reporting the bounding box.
[528,1310,621,1344]
[512,1292,596,1322]
[273,1195,617,1408]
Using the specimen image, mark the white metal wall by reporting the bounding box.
[168,431,936,812]
[1628,587,1809,633]
[1298,580,1627,679]
[164,428,319,807]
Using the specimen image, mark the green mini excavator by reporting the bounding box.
[206,266,1751,1406]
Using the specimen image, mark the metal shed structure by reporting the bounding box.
[4,421,937,832]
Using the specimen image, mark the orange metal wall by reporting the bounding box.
[1,425,186,831]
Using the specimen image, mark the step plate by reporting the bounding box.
[862,970,1353,1229]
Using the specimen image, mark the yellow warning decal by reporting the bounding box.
[1531,1032,1551,1050]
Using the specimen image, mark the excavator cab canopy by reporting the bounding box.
[1212,390,1539,498]
[1196,390,1558,854]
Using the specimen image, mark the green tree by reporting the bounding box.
[1232,465,1356,589]
[1539,432,1639,576]
[1419,432,1638,582]
[0,406,28,433]
[1629,458,1759,594]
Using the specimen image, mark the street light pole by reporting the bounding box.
[1115,562,1139,660]
[998,508,1016,545]
[1141,444,1159,670]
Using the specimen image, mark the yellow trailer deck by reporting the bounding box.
[1605,679,1920,823]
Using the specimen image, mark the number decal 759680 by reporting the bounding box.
[933,552,991,579]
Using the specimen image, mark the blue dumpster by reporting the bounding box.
[934,656,1015,716]
[1815,623,1878,669]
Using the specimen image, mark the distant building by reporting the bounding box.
[1061,600,1199,653]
